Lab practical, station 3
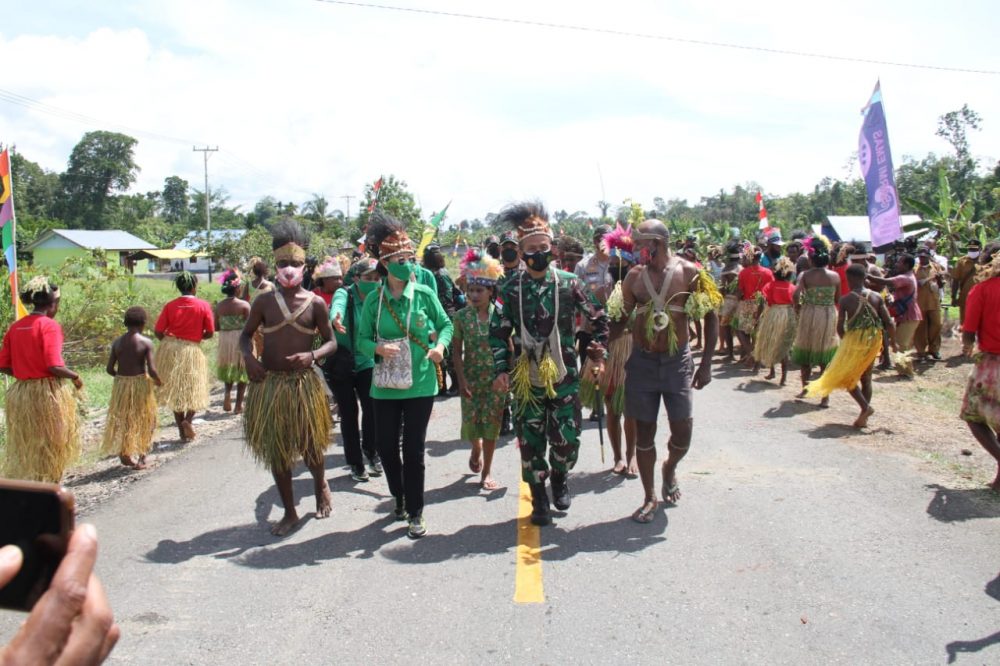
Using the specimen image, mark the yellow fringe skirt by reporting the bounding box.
[243,369,333,471]
[3,377,81,483]
[805,328,883,398]
[216,330,248,384]
[753,304,797,367]
[155,336,209,413]
[101,375,158,459]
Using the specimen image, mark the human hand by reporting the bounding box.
[459,381,472,399]
[332,313,347,335]
[285,352,314,371]
[245,355,267,382]
[426,344,445,364]
[0,524,120,665]
[153,377,163,388]
[691,362,712,390]
[585,341,606,361]
[376,342,400,359]
[72,377,84,391]
[493,372,510,392]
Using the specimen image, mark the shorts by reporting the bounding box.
[624,346,694,423]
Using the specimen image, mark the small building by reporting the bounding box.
[26,229,156,274]
[174,229,248,273]
[816,215,924,251]
[127,249,200,274]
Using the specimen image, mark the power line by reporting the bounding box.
[313,0,1000,76]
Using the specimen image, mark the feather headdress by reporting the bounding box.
[602,223,635,264]
[804,234,832,257]
[460,248,503,286]
[217,268,243,289]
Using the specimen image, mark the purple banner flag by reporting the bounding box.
[858,81,902,247]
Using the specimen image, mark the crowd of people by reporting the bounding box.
[2,205,1000,540]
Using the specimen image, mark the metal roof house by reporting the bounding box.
[25,229,156,273]
[814,215,924,251]
[174,229,248,273]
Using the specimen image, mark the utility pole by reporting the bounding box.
[341,195,355,227]
[193,146,219,281]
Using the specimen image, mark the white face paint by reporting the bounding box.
[276,265,305,288]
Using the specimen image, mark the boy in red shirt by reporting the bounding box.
[960,243,1000,492]
[734,246,774,366]
[0,276,83,482]
[154,271,215,441]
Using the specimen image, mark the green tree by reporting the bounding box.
[903,169,981,258]
[356,175,422,235]
[58,131,139,229]
[161,176,189,225]
[301,194,331,222]
[9,152,60,223]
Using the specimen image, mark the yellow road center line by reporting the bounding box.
[514,480,544,603]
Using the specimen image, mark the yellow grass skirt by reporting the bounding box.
[805,328,883,398]
[753,304,798,367]
[3,377,81,483]
[243,369,332,471]
[101,375,157,459]
[720,294,740,327]
[735,299,760,334]
[216,330,248,384]
[792,304,839,366]
[155,336,209,413]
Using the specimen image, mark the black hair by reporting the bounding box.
[898,253,916,271]
[124,306,148,328]
[422,245,445,270]
[982,242,1000,264]
[271,217,310,252]
[559,236,585,256]
[19,278,59,308]
[790,230,808,241]
[846,264,867,282]
[175,271,198,293]
[221,271,240,297]
[365,211,406,259]
[498,200,548,231]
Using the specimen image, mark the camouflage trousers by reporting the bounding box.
[515,379,582,484]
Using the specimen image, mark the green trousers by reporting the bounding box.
[515,379,582,484]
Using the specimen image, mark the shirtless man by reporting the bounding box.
[622,220,718,523]
[240,220,338,536]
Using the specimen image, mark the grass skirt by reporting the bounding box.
[734,299,760,334]
[805,328,882,398]
[791,304,839,367]
[101,375,157,459]
[753,304,797,367]
[243,369,332,471]
[720,294,740,327]
[961,352,1000,431]
[3,378,81,482]
[155,336,209,413]
[216,330,248,384]
[600,335,632,416]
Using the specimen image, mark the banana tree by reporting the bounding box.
[902,169,983,259]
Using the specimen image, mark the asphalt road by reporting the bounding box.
[3,363,999,665]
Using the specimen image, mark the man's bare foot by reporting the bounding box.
[612,459,627,475]
[661,462,682,504]
[119,455,137,468]
[271,513,300,537]
[234,403,243,415]
[315,485,333,519]
[223,394,232,412]
[780,377,787,387]
[853,406,875,428]
[632,498,658,523]
[480,476,500,491]
[626,457,639,478]
[133,455,149,471]
[797,388,808,399]
[820,397,830,409]
[180,420,196,441]
[765,369,776,380]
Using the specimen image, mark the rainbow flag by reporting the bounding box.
[0,149,28,319]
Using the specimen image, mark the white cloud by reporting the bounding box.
[1,0,998,225]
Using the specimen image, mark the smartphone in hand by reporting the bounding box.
[0,479,74,611]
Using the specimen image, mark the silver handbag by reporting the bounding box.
[373,288,414,390]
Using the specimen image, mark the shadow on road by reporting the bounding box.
[736,380,781,393]
[945,631,1000,664]
[925,484,1000,523]
[986,572,1000,602]
[763,400,818,419]
[805,423,893,440]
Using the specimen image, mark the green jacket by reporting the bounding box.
[358,280,454,399]
[330,284,374,372]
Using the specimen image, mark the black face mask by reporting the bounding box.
[486,245,500,259]
[500,247,519,263]
[523,250,553,272]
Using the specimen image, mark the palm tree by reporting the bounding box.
[301,194,330,222]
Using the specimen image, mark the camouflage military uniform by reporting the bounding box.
[490,268,609,483]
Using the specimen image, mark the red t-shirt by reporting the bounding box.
[834,264,850,296]
[738,265,775,301]
[0,314,66,380]
[313,289,333,307]
[763,280,795,306]
[963,277,1000,354]
[155,296,215,342]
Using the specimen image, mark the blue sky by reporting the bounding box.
[1,0,998,224]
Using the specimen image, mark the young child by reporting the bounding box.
[452,249,505,490]
[806,264,896,428]
[753,257,798,385]
[215,269,250,413]
[0,276,83,482]
[103,307,161,469]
